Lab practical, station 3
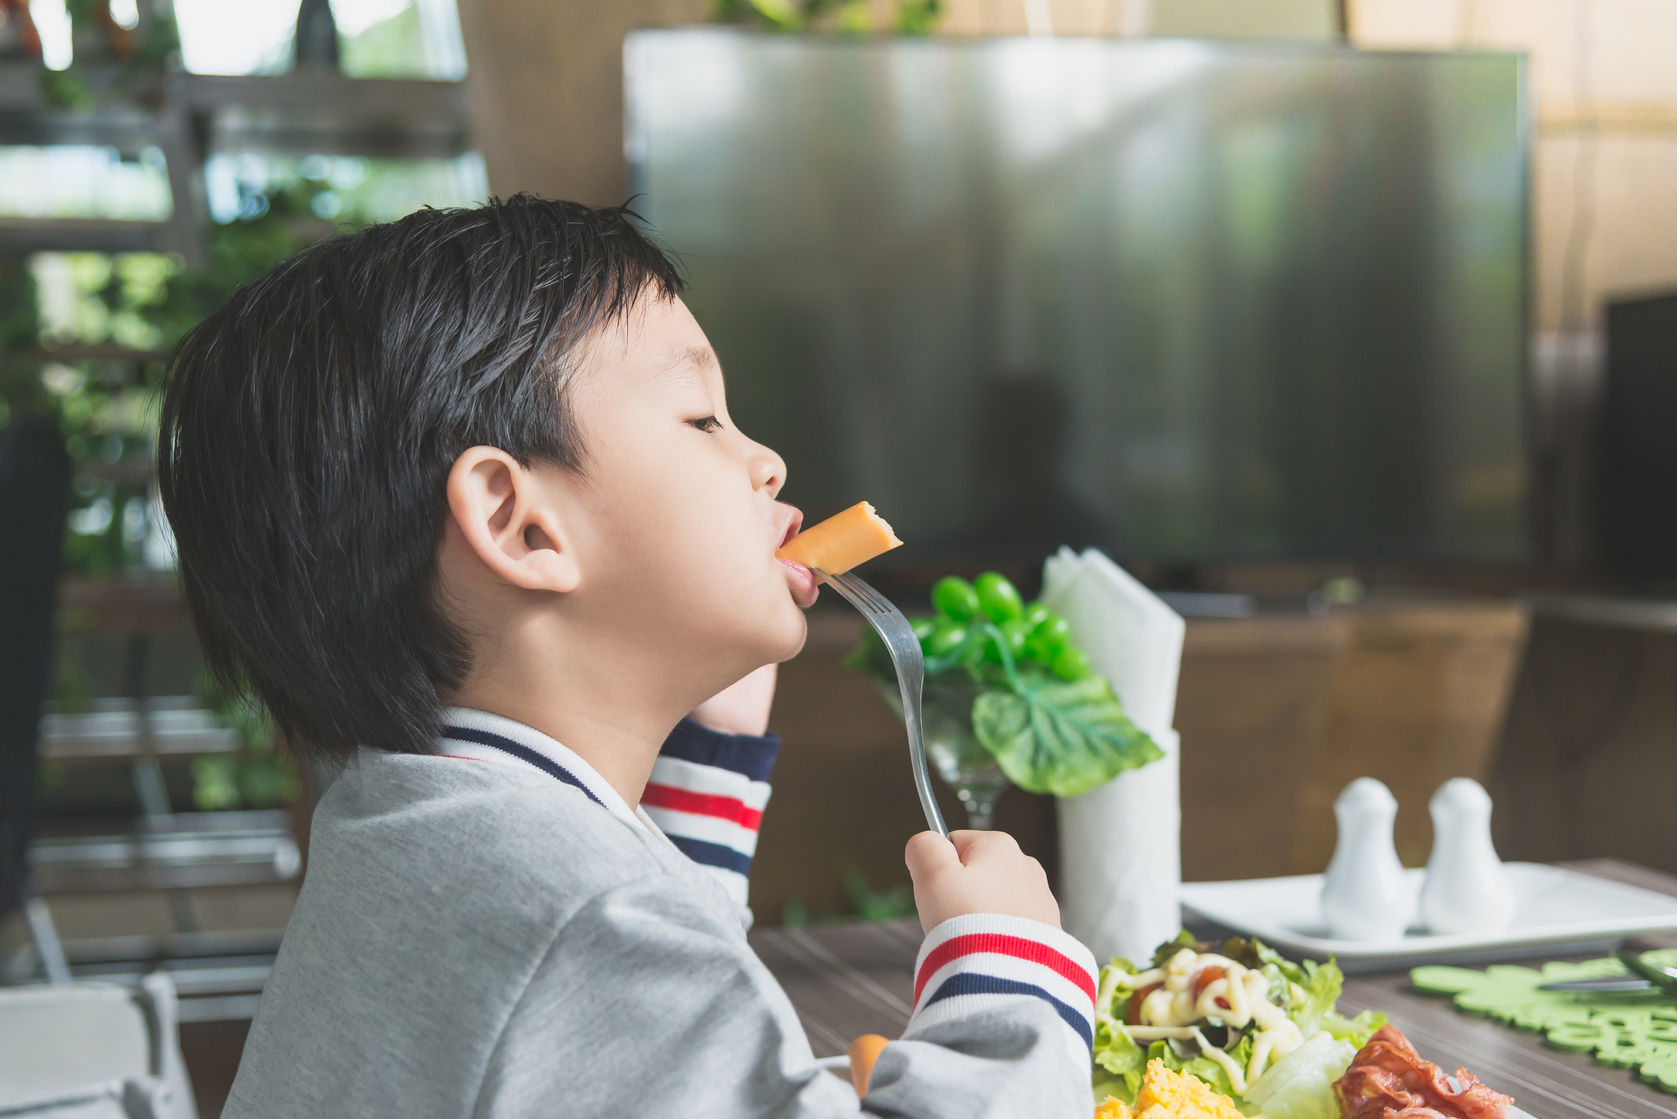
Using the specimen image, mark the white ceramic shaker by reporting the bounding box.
[1320,777,1415,941]
[1419,777,1517,935]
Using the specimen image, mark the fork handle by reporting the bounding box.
[897,672,949,838]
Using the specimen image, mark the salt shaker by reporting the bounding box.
[1320,777,1414,941]
[1419,777,1516,935]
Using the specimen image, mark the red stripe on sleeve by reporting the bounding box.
[640,782,764,830]
[914,932,1097,1005]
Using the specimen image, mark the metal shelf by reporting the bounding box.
[0,62,474,258]
[6,54,465,1008]
[40,698,242,761]
[0,64,471,156]
[180,72,472,159]
[3,930,285,1022]
[58,575,190,631]
[30,810,302,893]
[0,216,174,254]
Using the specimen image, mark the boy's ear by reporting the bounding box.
[445,447,580,594]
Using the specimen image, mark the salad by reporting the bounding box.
[1093,932,1386,1119]
[844,571,1162,796]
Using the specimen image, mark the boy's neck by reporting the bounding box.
[451,685,673,808]
[447,637,721,810]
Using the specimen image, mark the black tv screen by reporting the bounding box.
[625,32,1530,566]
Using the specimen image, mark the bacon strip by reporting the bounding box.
[1333,1026,1513,1119]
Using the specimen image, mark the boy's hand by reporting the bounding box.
[904,830,1061,935]
[687,664,777,737]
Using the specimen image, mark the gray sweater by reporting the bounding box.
[224,708,1099,1117]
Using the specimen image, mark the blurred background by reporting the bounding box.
[0,1,1673,1113]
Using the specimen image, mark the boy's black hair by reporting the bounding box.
[157,196,684,763]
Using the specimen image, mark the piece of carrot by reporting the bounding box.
[848,1034,890,1098]
[776,501,902,576]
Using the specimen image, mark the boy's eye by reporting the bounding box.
[688,416,724,433]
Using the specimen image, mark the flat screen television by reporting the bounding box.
[625,32,1531,568]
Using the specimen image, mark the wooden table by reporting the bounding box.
[748,859,1677,1119]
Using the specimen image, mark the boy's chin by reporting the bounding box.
[729,599,808,667]
[758,608,809,664]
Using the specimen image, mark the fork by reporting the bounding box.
[815,568,949,838]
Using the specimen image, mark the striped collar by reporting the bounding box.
[435,707,643,829]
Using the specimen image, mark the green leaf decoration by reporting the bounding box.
[894,0,943,34]
[972,673,1163,797]
[841,574,1164,798]
[748,0,803,26]
[1411,953,1677,1095]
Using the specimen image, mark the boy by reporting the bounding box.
[157,196,1098,1117]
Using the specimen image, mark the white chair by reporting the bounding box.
[0,973,196,1119]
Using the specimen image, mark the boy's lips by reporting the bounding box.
[774,504,818,607]
[775,506,804,549]
[779,557,820,608]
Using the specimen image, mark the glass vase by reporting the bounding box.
[873,679,1009,830]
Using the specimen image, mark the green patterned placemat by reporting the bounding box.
[1411,952,1677,1095]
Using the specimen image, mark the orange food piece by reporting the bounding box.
[776,501,902,576]
[848,1033,890,1097]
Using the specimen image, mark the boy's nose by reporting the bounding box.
[748,440,786,498]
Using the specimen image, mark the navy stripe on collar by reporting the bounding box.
[440,724,605,809]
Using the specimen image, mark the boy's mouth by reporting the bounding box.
[775,506,804,550]
[780,558,819,608]
[775,505,819,607]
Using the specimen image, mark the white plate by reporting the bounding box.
[1181,862,1677,969]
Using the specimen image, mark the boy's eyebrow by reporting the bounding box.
[656,344,720,386]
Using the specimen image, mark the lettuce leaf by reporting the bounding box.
[1322,1008,1387,1048]
[1091,1019,1147,1104]
[1089,1014,1257,1107]
[1244,1034,1357,1119]
[1149,1039,1240,1099]
[1093,1067,1135,1108]
[1150,930,1199,969]
[1293,958,1344,1037]
[971,672,1163,797]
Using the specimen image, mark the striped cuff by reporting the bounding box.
[643,719,780,906]
[908,914,1099,1062]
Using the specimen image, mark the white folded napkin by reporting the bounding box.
[1042,547,1186,963]
[1041,546,1184,738]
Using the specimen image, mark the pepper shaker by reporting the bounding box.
[1419,777,1516,935]
[1320,777,1414,941]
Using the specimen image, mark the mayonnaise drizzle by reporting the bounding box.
[1112,948,1309,1091]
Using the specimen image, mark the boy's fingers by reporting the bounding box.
[948,829,1020,863]
[904,831,959,878]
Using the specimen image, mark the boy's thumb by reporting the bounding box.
[904,831,959,879]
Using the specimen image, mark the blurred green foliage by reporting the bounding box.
[4,182,358,812]
[10,2,471,813]
[712,0,942,35]
[38,0,183,110]
[780,860,918,927]
[0,182,348,578]
[189,672,301,811]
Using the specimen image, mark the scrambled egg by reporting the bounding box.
[1095,1060,1253,1119]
